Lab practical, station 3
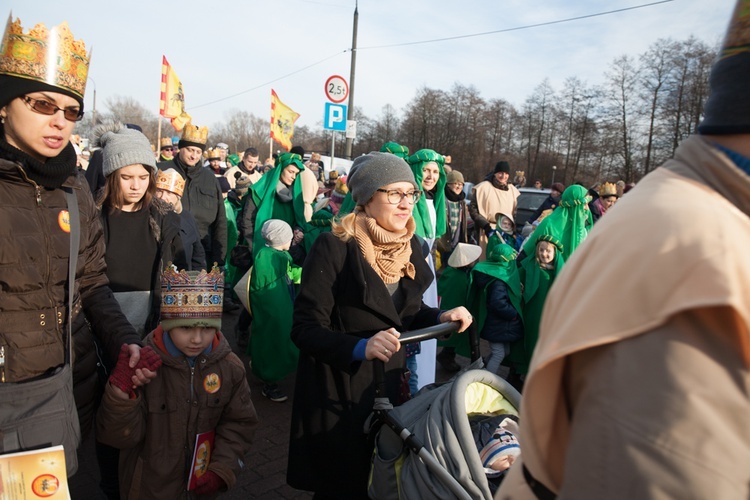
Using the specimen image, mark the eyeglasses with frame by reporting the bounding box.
[21,96,84,122]
[376,188,422,205]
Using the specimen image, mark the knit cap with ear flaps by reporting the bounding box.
[93,122,156,177]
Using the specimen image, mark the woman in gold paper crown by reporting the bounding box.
[0,14,154,472]
[588,181,620,223]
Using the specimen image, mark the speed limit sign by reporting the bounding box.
[325,75,349,104]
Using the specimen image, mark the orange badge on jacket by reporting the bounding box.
[203,373,221,393]
[58,210,71,233]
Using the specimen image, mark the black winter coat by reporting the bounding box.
[157,157,227,265]
[287,232,441,498]
[473,272,523,343]
[177,209,206,271]
[0,148,141,438]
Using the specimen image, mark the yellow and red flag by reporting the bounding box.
[160,56,191,130]
[270,89,300,151]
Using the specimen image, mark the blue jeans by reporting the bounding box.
[405,354,419,396]
[485,342,508,375]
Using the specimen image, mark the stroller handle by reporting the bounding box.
[373,320,480,400]
[399,321,461,344]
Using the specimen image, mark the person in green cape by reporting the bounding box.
[436,242,482,372]
[508,234,565,378]
[405,148,448,393]
[520,184,591,262]
[240,152,309,261]
[223,173,252,310]
[249,219,302,402]
[468,236,524,377]
[338,142,410,216]
[406,149,448,243]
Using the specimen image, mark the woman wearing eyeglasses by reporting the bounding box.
[0,18,151,455]
[287,152,472,499]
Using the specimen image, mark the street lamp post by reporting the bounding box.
[551,165,557,185]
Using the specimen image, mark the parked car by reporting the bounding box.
[515,187,551,232]
[462,181,475,202]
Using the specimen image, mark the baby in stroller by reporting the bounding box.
[473,414,521,494]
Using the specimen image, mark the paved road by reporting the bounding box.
[68,308,475,499]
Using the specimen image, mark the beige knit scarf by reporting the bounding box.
[353,211,416,284]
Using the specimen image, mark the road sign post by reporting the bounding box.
[324,75,350,171]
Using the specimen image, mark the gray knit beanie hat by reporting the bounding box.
[261,219,293,248]
[348,151,419,205]
[93,122,157,177]
[698,1,750,135]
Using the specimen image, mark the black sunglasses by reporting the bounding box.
[21,96,84,122]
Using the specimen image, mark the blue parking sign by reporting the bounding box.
[324,103,347,131]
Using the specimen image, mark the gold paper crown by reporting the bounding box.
[206,147,221,160]
[159,137,173,148]
[0,14,90,98]
[160,264,223,325]
[155,168,185,197]
[515,170,525,177]
[599,182,619,198]
[181,122,208,145]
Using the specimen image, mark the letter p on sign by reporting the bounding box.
[324,103,347,131]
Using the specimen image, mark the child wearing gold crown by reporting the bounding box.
[96,265,259,499]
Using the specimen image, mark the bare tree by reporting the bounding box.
[210,110,270,154]
[96,95,161,146]
[639,39,675,174]
[604,56,641,182]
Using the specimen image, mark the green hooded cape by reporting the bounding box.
[436,266,473,357]
[467,236,523,334]
[508,235,565,374]
[406,149,447,239]
[521,184,590,262]
[249,152,308,257]
[248,246,300,382]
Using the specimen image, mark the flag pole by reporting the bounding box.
[157,118,162,160]
[157,55,164,159]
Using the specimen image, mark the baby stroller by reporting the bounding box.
[368,322,522,500]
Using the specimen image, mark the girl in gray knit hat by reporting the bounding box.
[94,122,186,337]
[287,151,473,498]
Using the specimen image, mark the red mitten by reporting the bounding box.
[194,471,225,495]
[135,346,162,373]
[108,344,136,394]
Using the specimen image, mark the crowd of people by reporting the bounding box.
[2,3,750,499]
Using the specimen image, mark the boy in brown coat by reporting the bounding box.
[97,265,259,499]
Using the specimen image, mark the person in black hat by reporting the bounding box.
[468,160,521,260]
[498,2,750,497]
[158,123,228,267]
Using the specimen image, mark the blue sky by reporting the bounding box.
[9,0,737,130]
